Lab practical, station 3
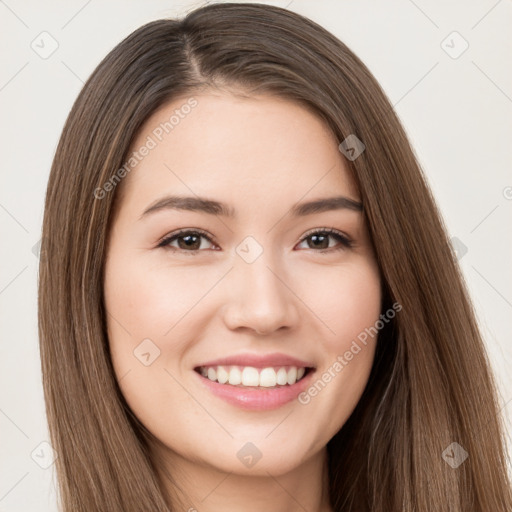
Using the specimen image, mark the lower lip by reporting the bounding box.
[194,369,316,411]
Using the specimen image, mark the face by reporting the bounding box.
[103,90,382,478]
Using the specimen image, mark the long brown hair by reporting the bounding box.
[38,3,512,510]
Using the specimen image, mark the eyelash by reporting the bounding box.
[156,227,353,255]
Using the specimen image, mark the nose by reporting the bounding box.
[222,254,300,336]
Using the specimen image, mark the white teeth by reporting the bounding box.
[228,367,242,385]
[276,367,288,385]
[259,368,277,387]
[207,367,216,381]
[216,366,229,384]
[286,367,297,385]
[199,365,309,387]
[242,367,260,386]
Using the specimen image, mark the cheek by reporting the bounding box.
[295,260,381,438]
[103,251,219,360]
[314,260,382,350]
[299,260,381,436]
[103,251,205,434]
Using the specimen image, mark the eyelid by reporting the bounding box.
[301,226,352,243]
[156,227,353,253]
[298,226,354,250]
[157,227,212,242]
[156,228,218,249]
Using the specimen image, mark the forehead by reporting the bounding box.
[120,91,360,218]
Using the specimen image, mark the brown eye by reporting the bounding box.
[157,229,216,255]
[157,227,352,256]
[296,229,353,252]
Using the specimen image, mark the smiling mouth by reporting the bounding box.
[194,365,314,389]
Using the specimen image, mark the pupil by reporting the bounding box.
[310,234,328,249]
[179,235,200,250]
[175,233,330,251]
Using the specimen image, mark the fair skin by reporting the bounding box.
[104,90,382,512]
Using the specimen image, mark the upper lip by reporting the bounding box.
[195,352,315,369]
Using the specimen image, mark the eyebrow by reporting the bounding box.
[140,194,363,220]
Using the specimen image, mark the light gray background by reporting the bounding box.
[1,1,511,510]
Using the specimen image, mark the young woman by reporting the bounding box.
[38,2,512,511]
